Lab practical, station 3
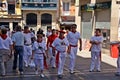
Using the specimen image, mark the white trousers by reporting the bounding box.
[34,58,44,70]
[48,47,56,67]
[24,45,32,66]
[90,51,101,71]
[58,52,66,75]
[69,47,78,71]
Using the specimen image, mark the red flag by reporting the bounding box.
[44,56,48,69]
[56,52,59,68]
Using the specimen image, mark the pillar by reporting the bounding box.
[75,0,81,32]
[110,0,119,41]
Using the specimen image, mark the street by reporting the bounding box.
[0,50,120,80]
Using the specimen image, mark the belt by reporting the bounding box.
[58,51,66,53]
[24,44,31,46]
[35,53,44,55]
[70,44,78,47]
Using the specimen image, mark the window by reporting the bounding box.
[8,4,15,14]
[63,2,69,11]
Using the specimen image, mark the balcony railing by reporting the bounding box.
[21,0,58,10]
[22,0,57,3]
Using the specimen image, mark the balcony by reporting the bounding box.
[21,0,58,10]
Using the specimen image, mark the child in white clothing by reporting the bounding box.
[32,34,48,78]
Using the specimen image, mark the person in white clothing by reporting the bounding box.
[32,34,48,78]
[89,29,103,72]
[67,24,82,74]
[0,28,13,76]
[23,26,35,67]
[52,30,69,78]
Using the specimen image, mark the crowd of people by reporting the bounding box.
[0,24,120,79]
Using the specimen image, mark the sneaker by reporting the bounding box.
[70,70,75,74]
[40,74,45,78]
[35,70,38,75]
[115,72,120,76]
[89,69,94,72]
[20,71,23,75]
[13,69,19,73]
[96,70,101,72]
[25,64,28,67]
[58,75,63,79]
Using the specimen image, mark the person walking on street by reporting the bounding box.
[47,29,58,68]
[23,26,35,67]
[89,29,103,72]
[31,34,48,78]
[52,30,69,78]
[0,27,13,76]
[12,25,25,75]
[67,24,82,74]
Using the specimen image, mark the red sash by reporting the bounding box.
[56,52,59,68]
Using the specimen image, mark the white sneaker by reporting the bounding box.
[40,74,45,78]
[35,70,38,75]
[70,70,75,74]
[25,64,28,67]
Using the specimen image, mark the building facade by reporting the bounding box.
[0,0,22,31]
[59,0,75,30]
[21,0,59,31]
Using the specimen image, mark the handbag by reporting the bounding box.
[29,60,35,68]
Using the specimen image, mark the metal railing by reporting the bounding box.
[22,0,57,3]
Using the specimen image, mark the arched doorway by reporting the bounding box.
[41,13,52,26]
[26,13,37,26]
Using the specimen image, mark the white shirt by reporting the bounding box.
[46,31,52,38]
[12,31,24,46]
[24,32,35,45]
[90,36,103,52]
[32,41,47,59]
[0,37,13,50]
[52,37,69,52]
[67,31,81,45]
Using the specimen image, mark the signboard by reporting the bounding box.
[96,1,111,9]
[81,1,111,11]
[81,3,95,11]
[61,16,75,22]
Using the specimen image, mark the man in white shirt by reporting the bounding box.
[23,26,35,67]
[67,24,82,74]
[0,27,13,76]
[89,29,103,72]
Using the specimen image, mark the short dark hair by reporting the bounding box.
[71,24,77,28]
[1,28,7,34]
[16,25,22,31]
[95,29,101,33]
[24,25,29,29]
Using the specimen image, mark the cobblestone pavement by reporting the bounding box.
[0,50,120,80]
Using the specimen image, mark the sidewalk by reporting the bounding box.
[78,49,117,67]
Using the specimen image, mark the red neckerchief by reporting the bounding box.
[72,31,76,33]
[0,34,7,40]
[24,30,30,33]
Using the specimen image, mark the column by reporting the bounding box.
[75,0,81,32]
[90,0,96,36]
[37,12,41,31]
[9,22,13,32]
[110,0,119,41]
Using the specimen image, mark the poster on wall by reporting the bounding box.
[0,1,8,12]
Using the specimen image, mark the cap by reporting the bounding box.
[59,30,66,33]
